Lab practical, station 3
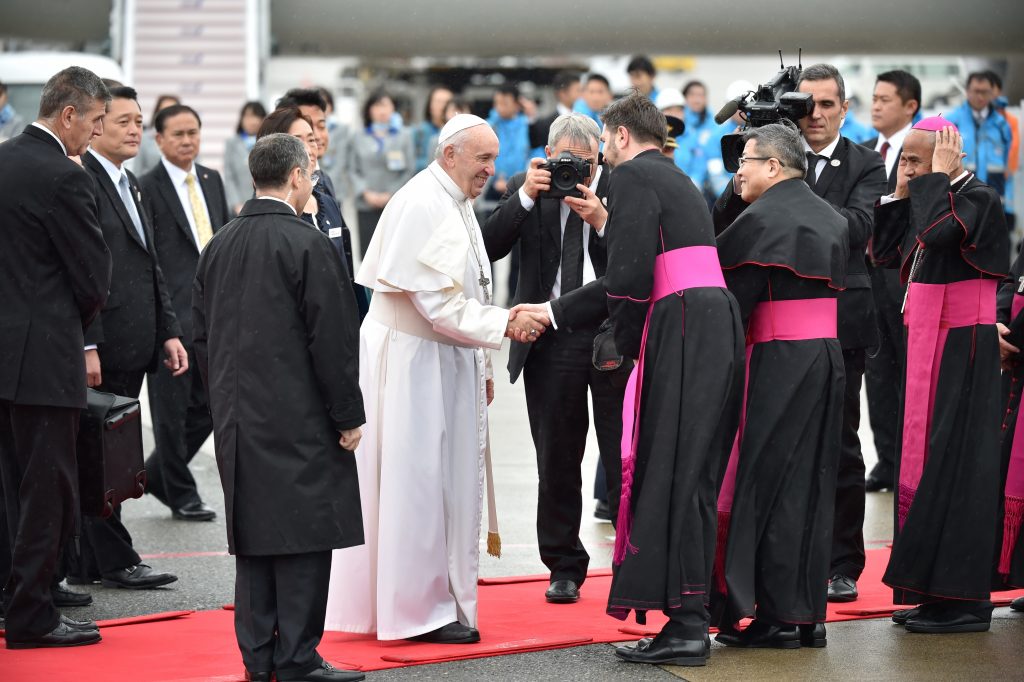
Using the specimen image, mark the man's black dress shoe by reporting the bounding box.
[280,661,364,681]
[5,620,102,649]
[891,607,921,625]
[60,614,98,631]
[1012,597,1024,612]
[904,602,993,634]
[715,619,800,649]
[101,563,178,590]
[615,632,709,666]
[406,621,480,644]
[827,575,858,603]
[799,623,826,648]
[52,582,93,607]
[245,671,273,682]
[172,501,217,521]
[545,579,580,604]
[865,461,895,492]
[594,500,612,522]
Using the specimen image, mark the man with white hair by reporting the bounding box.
[483,113,626,605]
[325,115,549,644]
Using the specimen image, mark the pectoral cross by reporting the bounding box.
[479,268,491,303]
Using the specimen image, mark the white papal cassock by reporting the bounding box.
[324,161,508,639]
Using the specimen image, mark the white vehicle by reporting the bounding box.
[0,52,124,124]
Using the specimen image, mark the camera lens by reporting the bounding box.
[556,167,574,190]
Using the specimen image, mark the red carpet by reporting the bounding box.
[3,548,1023,680]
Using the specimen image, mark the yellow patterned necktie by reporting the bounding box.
[185,173,213,248]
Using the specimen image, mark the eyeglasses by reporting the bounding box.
[737,156,785,168]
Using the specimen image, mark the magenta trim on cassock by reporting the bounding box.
[614,245,726,565]
[899,279,997,530]
[1000,292,1024,575]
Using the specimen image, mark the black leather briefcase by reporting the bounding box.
[76,388,146,518]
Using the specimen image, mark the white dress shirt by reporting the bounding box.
[518,165,605,299]
[804,134,842,182]
[162,157,210,250]
[30,121,67,155]
[875,122,913,179]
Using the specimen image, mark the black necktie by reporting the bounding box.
[805,151,821,185]
[560,209,585,293]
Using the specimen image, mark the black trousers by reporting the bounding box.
[68,369,145,578]
[356,208,384,260]
[864,265,904,469]
[523,325,626,585]
[145,347,213,510]
[830,348,867,580]
[662,595,710,640]
[0,401,80,638]
[235,551,332,679]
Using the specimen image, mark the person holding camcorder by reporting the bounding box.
[482,113,628,607]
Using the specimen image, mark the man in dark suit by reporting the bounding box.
[713,63,887,604]
[529,71,582,152]
[862,70,921,493]
[67,86,186,591]
[482,113,626,604]
[0,66,111,648]
[139,104,230,522]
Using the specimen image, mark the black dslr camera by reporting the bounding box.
[716,51,816,172]
[540,151,590,199]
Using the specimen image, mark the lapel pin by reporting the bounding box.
[830,159,841,167]
[601,197,608,206]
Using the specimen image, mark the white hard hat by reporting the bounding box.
[654,88,685,111]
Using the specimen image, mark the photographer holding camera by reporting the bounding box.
[482,113,625,606]
[714,62,887,606]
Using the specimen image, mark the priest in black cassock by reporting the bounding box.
[192,134,366,682]
[872,117,1008,634]
[711,123,848,649]
[516,92,745,667]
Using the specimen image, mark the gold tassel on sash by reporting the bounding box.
[484,432,501,558]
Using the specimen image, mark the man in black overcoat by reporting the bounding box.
[713,64,887,603]
[0,67,111,648]
[482,112,626,604]
[193,133,365,682]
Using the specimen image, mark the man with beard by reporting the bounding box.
[874,117,1008,634]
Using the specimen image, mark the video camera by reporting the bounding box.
[540,151,590,199]
[716,51,815,172]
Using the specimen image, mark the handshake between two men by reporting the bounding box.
[505,303,554,344]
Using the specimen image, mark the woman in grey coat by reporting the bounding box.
[223,100,267,216]
[348,90,414,257]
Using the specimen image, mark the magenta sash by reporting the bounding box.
[899,279,997,530]
[613,245,726,564]
[999,293,1024,575]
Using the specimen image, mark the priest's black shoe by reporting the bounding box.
[615,632,709,666]
[1012,597,1024,612]
[60,614,99,632]
[545,579,580,604]
[594,500,612,522]
[865,461,894,492]
[715,619,800,649]
[799,623,826,648]
[172,500,217,521]
[52,582,93,607]
[891,607,921,625]
[406,621,480,644]
[904,602,993,634]
[280,661,365,681]
[827,575,858,602]
[101,563,178,589]
[244,672,272,682]
[5,620,102,649]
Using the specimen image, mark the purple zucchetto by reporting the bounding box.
[912,115,959,134]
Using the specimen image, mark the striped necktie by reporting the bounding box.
[185,173,213,248]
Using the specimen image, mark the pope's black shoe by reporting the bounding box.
[799,623,826,648]
[1012,597,1024,612]
[172,501,217,521]
[101,563,178,590]
[5,620,102,649]
[60,614,98,632]
[715,619,800,649]
[52,582,93,607]
[545,579,580,604]
[904,601,993,634]
[827,575,858,603]
[865,461,895,492]
[406,621,480,644]
[615,631,709,667]
[280,661,364,681]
